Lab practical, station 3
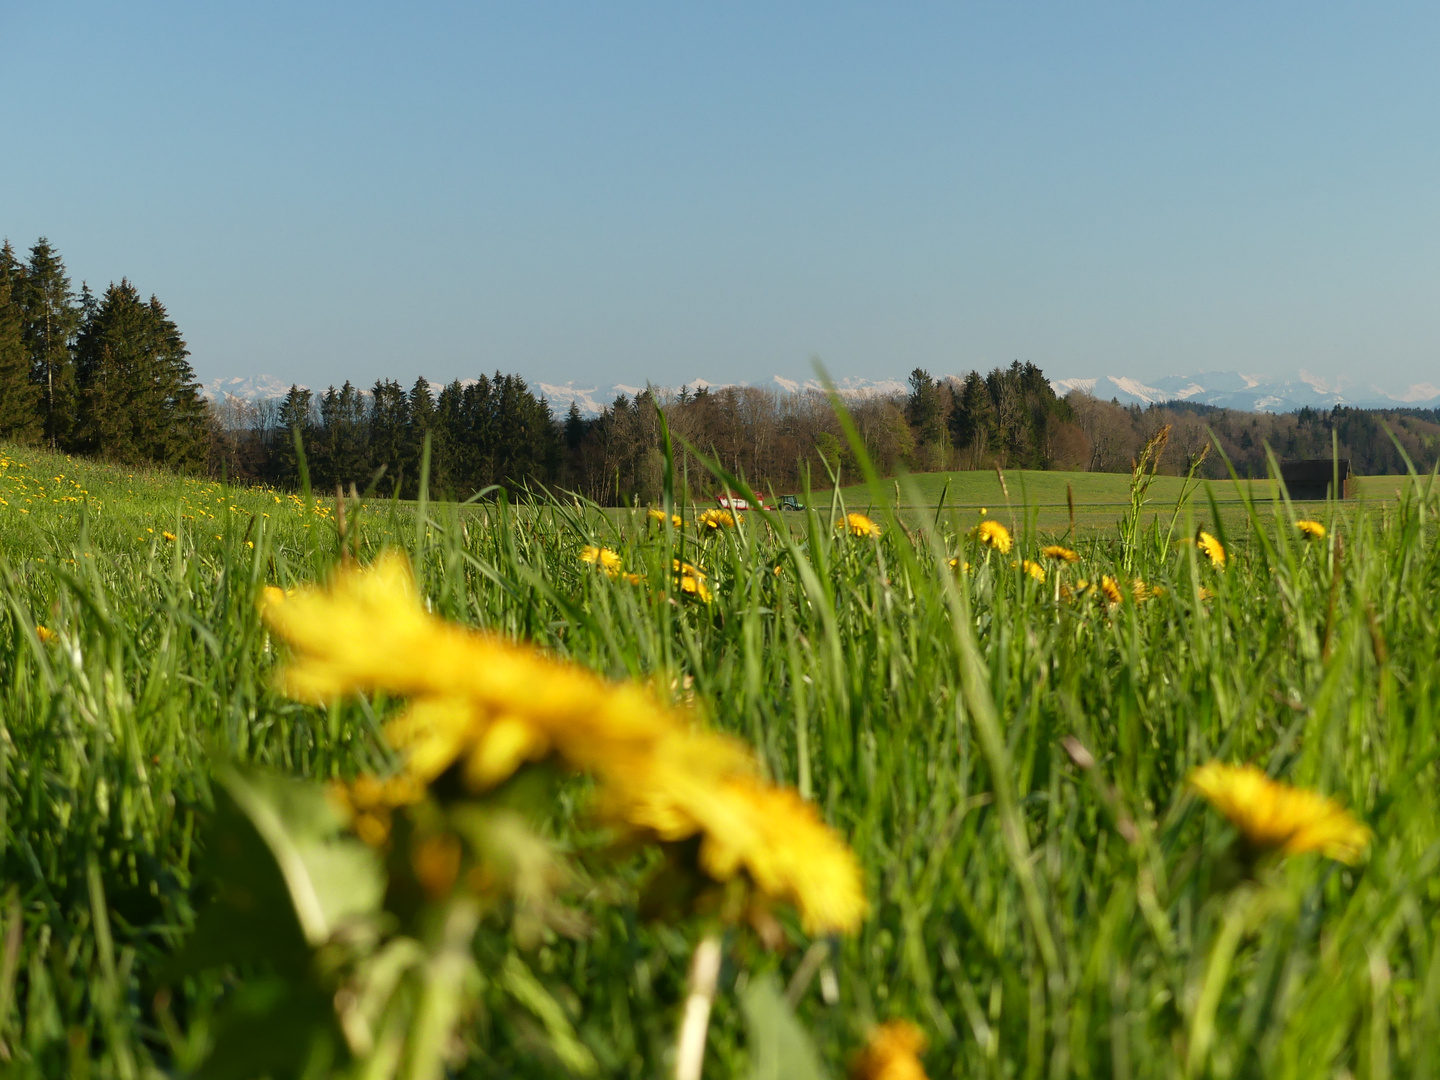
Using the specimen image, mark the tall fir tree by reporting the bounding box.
[405,377,435,495]
[144,294,208,467]
[367,378,409,494]
[72,280,207,467]
[0,242,42,443]
[20,239,81,448]
[316,382,368,490]
[276,385,315,485]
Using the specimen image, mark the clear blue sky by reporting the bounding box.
[3,2,1438,393]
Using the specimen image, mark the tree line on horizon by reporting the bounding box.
[7,237,1438,500]
[211,360,1440,506]
[0,238,208,467]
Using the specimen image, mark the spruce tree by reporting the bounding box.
[0,243,42,443]
[367,378,409,494]
[405,377,435,495]
[316,382,367,490]
[276,385,314,485]
[950,371,998,467]
[20,239,81,448]
[144,294,208,468]
[73,281,207,468]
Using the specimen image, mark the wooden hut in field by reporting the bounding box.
[1279,459,1352,501]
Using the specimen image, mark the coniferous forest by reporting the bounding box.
[0,239,207,468]
[7,236,1440,504]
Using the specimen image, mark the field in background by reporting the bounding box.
[821,468,1421,534]
[4,440,1440,1078]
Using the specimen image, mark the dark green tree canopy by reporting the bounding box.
[72,279,207,467]
[0,242,42,443]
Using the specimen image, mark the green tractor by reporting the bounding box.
[777,494,805,512]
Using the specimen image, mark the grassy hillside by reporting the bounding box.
[3,441,1440,1078]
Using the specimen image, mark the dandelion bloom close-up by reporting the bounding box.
[849,1020,929,1080]
[1296,519,1327,541]
[1040,544,1079,563]
[1020,559,1045,582]
[673,559,713,603]
[580,544,623,576]
[1197,531,1226,568]
[1188,762,1371,863]
[647,508,682,528]
[698,508,736,531]
[35,625,57,644]
[263,551,865,933]
[971,519,1012,554]
[1099,575,1123,606]
[839,511,881,538]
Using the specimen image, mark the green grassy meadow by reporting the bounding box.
[4,441,1440,1078]
[822,468,1418,535]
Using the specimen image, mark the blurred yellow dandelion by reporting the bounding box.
[840,512,881,538]
[1040,544,1079,563]
[1198,531,1226,568]
[947,557,970,573]
[673,559,713,603]
[849,1020,929,1080]
[1020,559,1046,582]
[647,508,682,528]
[265,551,864,933]
[162,531,177,542]
[35,625,58,644]
[1188,762,1371,863]
[971,519,1012,554]
[698,508,736,531]
[1296,519,1326,540]
[1099,575,1123,606]
[580,544,623,576]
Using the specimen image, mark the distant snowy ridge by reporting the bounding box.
[205,369,1440,418]
[202,374,302,402]
[536,374,906,417]
[1051,371,1440,413]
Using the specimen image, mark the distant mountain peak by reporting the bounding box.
[1052,370,1440,413]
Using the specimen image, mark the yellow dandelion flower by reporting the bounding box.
[1132,578,1165,602]
[1040,544,1080,563]
[1188,762,1371,864]
[1197,586,1214,601]
[259,585,289,608]
[1296,519,1326,541]
[698,508,736,531]
[1021,559,1045,582]
[580,544,623,576]
[673,559,713,603]
[1099,575,1123,606]
[971,519,1012,554]
[329,771,428,847]
[598,769,867,934]
[647,507,683,528]
[947,557,970,573]
[35,625,58,644]
[839,512,881,538]
[850,1020,929,1080]
[162,531,177,542]
[1197,531,1226,568]
[265,552,863,932]
[623,571,645,585]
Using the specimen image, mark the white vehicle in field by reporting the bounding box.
[716,493,765,512]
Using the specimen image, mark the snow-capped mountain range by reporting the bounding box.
[201,373,908,417]
[202,370,1440,417]
[1050,371,1440,413]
